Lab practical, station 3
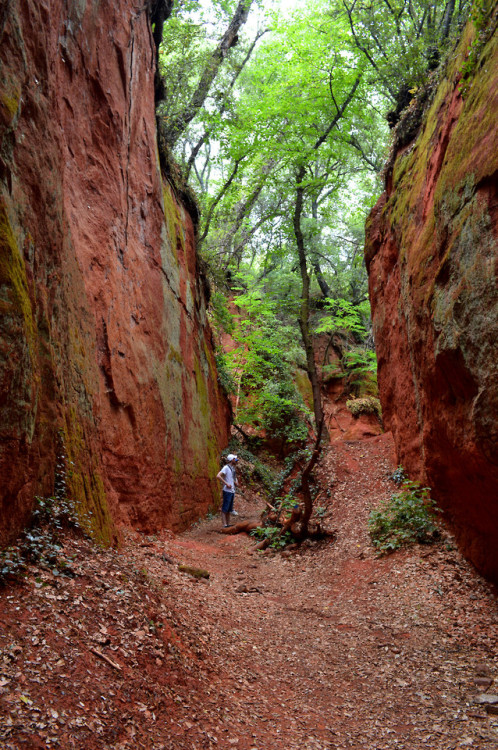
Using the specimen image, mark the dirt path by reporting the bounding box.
[1,434,498,749]
[162,434,498,749]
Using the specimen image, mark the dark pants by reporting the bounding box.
[222,489,234,513]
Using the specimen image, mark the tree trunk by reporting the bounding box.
[197,156,245,249]
[150,0,174,103]
[185,30,265,182]
[164,0,253,148]
[293,166,326,438]
[299,421,324,537]
[311,197,332,298]
[441,0,456,40]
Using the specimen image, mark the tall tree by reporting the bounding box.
[159,0,254,148]
[162,0,383,463]
[340,0,471,123]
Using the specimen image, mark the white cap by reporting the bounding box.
[226,454,238,462]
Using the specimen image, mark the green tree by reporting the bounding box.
[340,0,472,123]
[157,0,256,148]
[215,279,310,445]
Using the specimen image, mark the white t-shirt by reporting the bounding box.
[219,464,235,491]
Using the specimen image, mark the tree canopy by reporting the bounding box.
[156,0,473,447]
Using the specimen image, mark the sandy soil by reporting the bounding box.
[1,432,498,749]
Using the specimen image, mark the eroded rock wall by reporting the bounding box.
[365,20,498,578]
[0,1,230,546]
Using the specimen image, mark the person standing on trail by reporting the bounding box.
[231,460,239,517]
[217,454,239,528]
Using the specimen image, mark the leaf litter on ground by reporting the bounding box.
[0,432,498,749]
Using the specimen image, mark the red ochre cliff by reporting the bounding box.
[0,1,230,547]
[365,17,498,579]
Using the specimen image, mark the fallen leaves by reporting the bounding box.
[1,436,498,749]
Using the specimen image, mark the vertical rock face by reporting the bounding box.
[365,21,498,579]
[0,1,230,545]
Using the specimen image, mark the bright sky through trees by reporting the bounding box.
[156,0,471,446]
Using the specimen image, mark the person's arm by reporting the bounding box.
[217,467,231,488]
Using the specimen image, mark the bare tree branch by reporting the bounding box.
[345,134,382,172]
[313,73,362,152]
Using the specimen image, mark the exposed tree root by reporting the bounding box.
[220,520,260,535]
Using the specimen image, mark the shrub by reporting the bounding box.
[0,442,91,586]
[322,363,345,383]
[389,465,406,486]
[226,440,277,494]
[214,351,236,394]
[250,526,295,550]
[346,396,382,419]
[368,479,440,555]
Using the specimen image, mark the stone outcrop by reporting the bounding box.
[0,1,230,546]
[365,18,498,579]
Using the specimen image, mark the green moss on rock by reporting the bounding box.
[0,79,21,125]
[0,200,37,361]
[62,408,117,547]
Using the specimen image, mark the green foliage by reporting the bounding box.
[342,0,472,105]
[0,495,84,586]
[250,525,295,550]
[214,351,236,394]
[368,479,441,555]
[167,0,384,270]
[0,446,91,586]
[210,290,234,334]
[163,2,385,432]
[32,492,91,534]
[342,348,378,397]
[157,0,245,125]
[343,347,377,375]
[321,363,344,382]
[215,277,311,444]
[241,380,309,443]
[268,447,313,516]
[315,298,377,394]
[390,465,407,486]
[159,0,476,466]
[315,298,368,339]
[459,0,497,95]
[470,0,495,32]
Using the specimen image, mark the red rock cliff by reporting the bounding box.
[365,18,498,579]
[0,1,230,545]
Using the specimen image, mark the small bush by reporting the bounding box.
[214,352,236,394]
[368,479,440,555]
[0,441,90,586]
[389,465,407,486]
[322,363,344,383]
[250,526,295,550]
[346,396,382,419]
[269,447,312,504]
